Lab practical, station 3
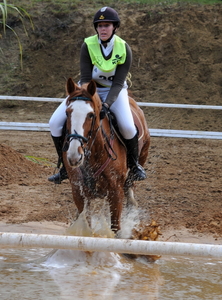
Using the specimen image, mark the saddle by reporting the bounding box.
[107,98,145,154]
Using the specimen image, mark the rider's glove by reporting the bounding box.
[100,102,110,120]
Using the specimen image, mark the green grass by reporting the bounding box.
[10,0,222,7]
[0,0,34,69]
[25,155,56,167]
[120,0,221,4]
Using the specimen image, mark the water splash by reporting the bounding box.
[91,214,115,238]
[43,210,121,268]
[65,211,93,237]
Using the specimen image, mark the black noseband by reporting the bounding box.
[67,133,88,143]
[63,131,88,152]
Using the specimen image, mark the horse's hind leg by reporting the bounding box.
[125,187,138,208]
[138,134,150,167]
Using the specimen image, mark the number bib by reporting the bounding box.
[92,65,115,87]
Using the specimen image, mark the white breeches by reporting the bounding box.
[49,87,137,139]
[98,87,137,139]
[49,97,68,137]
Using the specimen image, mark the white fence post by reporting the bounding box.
[0,96,222,139]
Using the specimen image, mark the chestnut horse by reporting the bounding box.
[63,78,150,233]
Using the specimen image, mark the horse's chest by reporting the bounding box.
[80,165,105,197]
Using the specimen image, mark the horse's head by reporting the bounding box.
[64,78,101,167]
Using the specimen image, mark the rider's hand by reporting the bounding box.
[100,102,110,119]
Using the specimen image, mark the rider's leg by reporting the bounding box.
[109,88,146,181]
[48,98,68,184]
[48,135,68,184]
[122,131,147,181]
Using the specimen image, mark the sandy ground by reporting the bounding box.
[0,130,221,245]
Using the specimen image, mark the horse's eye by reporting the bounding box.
[88,113,94,119]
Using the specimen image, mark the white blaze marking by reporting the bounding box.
[67,101,93,165]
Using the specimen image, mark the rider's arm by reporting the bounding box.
[80,42,93,85]
[105,43,132,107]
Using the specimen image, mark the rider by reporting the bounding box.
[48,6,146,184]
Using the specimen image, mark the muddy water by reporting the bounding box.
[1,248,222,300]
[0,212,222,300]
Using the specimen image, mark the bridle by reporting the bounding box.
[62,96,97,152]
[63,95,117,177]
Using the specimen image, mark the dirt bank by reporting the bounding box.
[0,2,221,242]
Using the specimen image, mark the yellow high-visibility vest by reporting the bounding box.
[84,35,126,71]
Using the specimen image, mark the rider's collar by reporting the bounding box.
[99,35,115,56]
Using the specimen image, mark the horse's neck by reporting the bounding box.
[90,120,112,161]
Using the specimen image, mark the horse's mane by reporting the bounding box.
[66,80,102,120]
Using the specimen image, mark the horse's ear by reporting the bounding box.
[66,78,76,95]
[87,80,97,96]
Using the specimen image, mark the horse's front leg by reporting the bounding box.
[67,168,87,214]
[71,184,85,213]
[108,190,124,233]
[70,182,94,228]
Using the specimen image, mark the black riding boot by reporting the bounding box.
[48,136,68,184]
[124,133,147,181]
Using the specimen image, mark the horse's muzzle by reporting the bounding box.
[67,146,84,167]
[63,131,87,167]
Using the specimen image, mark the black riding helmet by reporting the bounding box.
[93,7,120,30]
[93,7,120,44]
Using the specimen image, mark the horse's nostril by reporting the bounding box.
[68,153,84,167]
[78,154,83,163]
[78,146,84,155]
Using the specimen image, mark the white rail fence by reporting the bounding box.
[1,96,222,139]
[0,232,222,258]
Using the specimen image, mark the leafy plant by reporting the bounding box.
[0,0,34,69]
